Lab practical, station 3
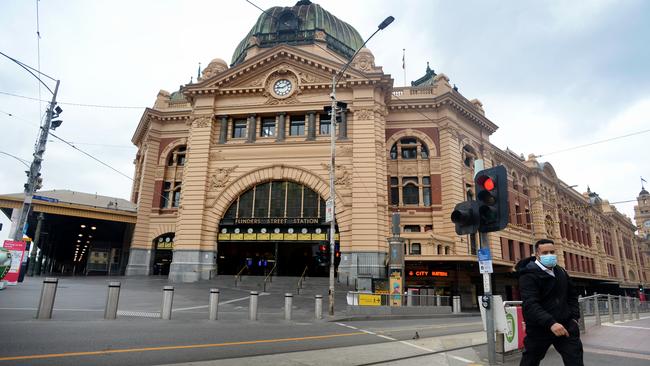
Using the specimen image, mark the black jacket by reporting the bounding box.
[515,256,580,331]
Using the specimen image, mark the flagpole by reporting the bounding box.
[402,48,406,87]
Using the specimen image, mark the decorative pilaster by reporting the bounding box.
[337,107,348,140]
[218,115,228,144]
[307,111,316,141]
[276,112,286,142]
[247,114,256,143]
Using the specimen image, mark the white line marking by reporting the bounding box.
[361,330,376,335]
[335,322,347,327]
[602,323,650,330]
[346,325,358,330]
[449,355,475,363]
[173,305,208,311]
[398,340,434,352]
[377,335,397,341]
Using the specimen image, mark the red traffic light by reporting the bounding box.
[319,245,327,252]
[477,176,495,191]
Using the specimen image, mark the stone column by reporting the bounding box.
[218,116,228,144]
[337,107,348,140]
[126,137,161,276]
[247,115,256,143]
[276,112,286,142]
[307,111,316,141]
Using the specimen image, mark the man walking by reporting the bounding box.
[516,239,584,365]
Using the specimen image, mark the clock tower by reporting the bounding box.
[635,185,650,240]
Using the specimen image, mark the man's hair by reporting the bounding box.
[535,239,554,251]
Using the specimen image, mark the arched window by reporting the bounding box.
[402,177,419,205]
[512,172,519,190]
[390,137,430,160]
[462,145,476,168]
[167,145,186,166]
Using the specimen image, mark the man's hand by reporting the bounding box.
[550,322,569,337]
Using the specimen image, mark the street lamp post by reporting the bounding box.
[0,52,61,242]
[327,15,394,316]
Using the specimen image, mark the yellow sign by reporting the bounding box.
[312,233,326,240]
[390,272,402,307]
[257,233,270,240]
[230,233,244,240]
[359,294,382,306]
[270,233,284,240]
[297,233,312,240]
[284,233,298,240]
[218,233,230,241]
[243,233,257,240]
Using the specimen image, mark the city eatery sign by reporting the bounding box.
[407,270,448,278]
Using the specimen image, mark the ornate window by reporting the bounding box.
[390,137,430,160]
[319,113,331,135]
[423,176,432,206]
[463,145,477,168]
[403,225,420,233]
[290,115,305,136]
[161,181,182,208]
[402,177,419,205]
[410,243,421,255]
[223,181,325,219]
[390,176,433,207]
[390,177,399,205]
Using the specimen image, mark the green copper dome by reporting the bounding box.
[231,0,364,66]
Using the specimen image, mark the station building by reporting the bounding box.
[123,0,650,306]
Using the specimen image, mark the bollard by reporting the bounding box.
[104,281,121,320]
[594,297,601,326]
[634,298,640,320]
[285,293,293,321]
[209,288,219,321]
[452,296,461,314]
[607,294,614,323]
[585,297,592,315]
[618,296,624,322]
[249,291,258,321]
[435,295,441,307]
[161,286,174,320]
[315,294,323,319]
[627,297,633,320]
[36,277,58,319]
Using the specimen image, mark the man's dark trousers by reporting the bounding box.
[520,320,584,366]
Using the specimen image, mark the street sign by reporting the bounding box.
[479,260,494,274]
[478,248,492,261]
[33,195,59,203]
[325,198,333,223]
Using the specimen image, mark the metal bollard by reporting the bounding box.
[594,297,601,326]
[315,294,323,319]
[209,288,219,321]
[104,281,121,320]
[627,297,633,320]
[435,295,441,307]
[634,298,640,320]
[161,286,174,320]
[607,294,614,323]
[453,296,461,314]
[249,291,258,321]
[285,293,293,321]
[619,296,625,322]
[36,277,58,319]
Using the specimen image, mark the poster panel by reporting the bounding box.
[2,240,26,285]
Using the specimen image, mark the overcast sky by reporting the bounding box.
[1,0,649,243]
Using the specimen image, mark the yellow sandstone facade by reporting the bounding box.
[125,1,649,301]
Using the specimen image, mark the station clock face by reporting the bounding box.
[644,220,650,228]
[273,79,292,96]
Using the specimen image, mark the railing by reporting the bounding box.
[391,86,436,98]
[347,291,451,307]
[234,265,248,287]
[296,265,309,294]
[577,293,645,333]
[262,262,278,292]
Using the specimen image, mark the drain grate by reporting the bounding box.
[116,310,160,318]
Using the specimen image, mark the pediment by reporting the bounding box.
[184,45,374,96]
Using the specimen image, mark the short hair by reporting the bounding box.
[535,239,554,251]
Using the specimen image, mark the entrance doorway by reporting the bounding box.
[217,241,331,277]
[152,233,174,276]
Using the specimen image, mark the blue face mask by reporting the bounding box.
[540,254,557,268]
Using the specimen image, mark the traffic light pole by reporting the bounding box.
[480,231,497,365]
[328,75,337,316]
[11,80,60,241]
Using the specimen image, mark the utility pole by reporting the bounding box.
[480,232,497,365]
[11,80,60,241]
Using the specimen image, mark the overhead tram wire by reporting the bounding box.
[0,151,30,168]
[0,91,146,109]
[535,128,650,158]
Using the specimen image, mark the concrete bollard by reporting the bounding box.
[161,286,174,320]
[594,297,601,326]
[315,294,323,319]
[285,293,293,321]
[104,281,121,320]
[452,296,461,314]
[607,294,614,323]
[249,291,258,321]
[36,277,58,319]
[619,296,625,322]
[209,288,219,321]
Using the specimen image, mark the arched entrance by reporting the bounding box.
[217,180,338,277]
[152,233,174,275]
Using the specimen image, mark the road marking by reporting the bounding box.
[398,340,433,352]
[448,354,475,363]
[376,335,396,341]
[174,294,269,311]
[371,322,482,334]
[584,346,650,361]
[602,323,650,330]
[361,330,376,335]
[0,332,365,362]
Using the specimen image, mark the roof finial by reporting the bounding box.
[642,176,647,189]
[453,84,458,92]
[198,62,202,79]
